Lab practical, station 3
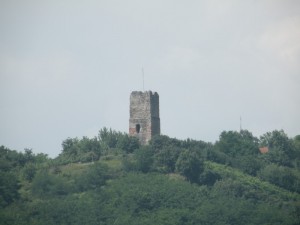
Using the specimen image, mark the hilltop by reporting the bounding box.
[1,128,300,225]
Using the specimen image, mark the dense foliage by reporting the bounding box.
[0,128,300,224]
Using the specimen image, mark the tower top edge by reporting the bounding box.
[130,90,159,96]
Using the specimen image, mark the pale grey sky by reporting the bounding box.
[1,0,300,157]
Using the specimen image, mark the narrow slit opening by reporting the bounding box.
[136,124,141,133]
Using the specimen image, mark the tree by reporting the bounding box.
[216,130,259,157]
[135,146,154,173]
[258,164,300,193]
[175,149,203,183]
[149,135,182,153]
[154,146,181,173]
[294,135,300,151]
[260,130,295,166]
[294,135,300,168]
[0,172,20,207]
[23,148,35,163]
[31,171,70,197]
[60,136,102,163]
[98,127,122,149]
[232,155,263,176]
[117,135,139,153]
[76,162,111,191]
[199,169,221,186]
[78,136,102,161]
[61,137,80,162]
[35,153,49,164]
[22,163,37,181]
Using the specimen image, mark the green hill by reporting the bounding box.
[1,128,300,225]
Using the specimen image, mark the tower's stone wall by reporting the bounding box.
[129,91,160,145]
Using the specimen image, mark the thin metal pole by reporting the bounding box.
[142,67,145,91]
[240,116,242,132]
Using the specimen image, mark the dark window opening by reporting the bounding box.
[136,124,141,133]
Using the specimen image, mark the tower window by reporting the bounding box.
[136,124,141,133]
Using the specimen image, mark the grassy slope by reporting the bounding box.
[205,161,300,203]
[58,155,299,204]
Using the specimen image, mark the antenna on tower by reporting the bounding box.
[240,116,242,132]
[142,67,145,91]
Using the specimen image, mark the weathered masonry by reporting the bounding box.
[129,91,160,145]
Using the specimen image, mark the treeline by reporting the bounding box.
[0,128,300,225]
[58,127,139,163]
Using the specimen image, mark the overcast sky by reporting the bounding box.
[1,0,299,157]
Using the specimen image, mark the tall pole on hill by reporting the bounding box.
[142,67,145,91]
[240,116,242,132]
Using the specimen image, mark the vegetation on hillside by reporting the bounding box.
[1,128,300,225]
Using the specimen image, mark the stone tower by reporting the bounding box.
[129,91,160,145]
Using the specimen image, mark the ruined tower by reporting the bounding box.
[129,91,160,145]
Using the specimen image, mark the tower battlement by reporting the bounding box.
[129,91,160,145]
